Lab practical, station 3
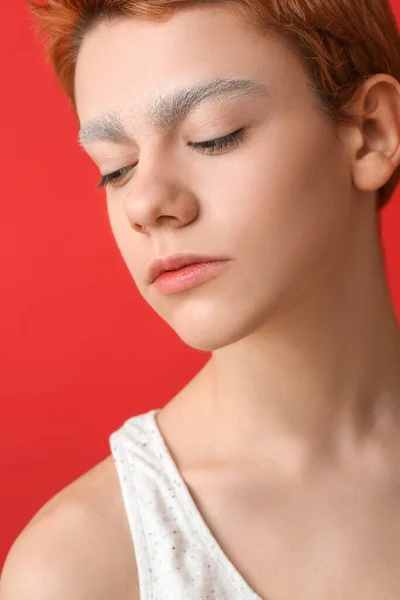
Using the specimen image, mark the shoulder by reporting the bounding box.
[0,456,139,600]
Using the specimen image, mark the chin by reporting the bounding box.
[165,300,274,352]
[176,326,243,352]
[144,275,288,350]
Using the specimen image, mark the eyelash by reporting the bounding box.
[97,128,246,190]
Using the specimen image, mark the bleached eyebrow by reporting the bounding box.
[78,77,269,147]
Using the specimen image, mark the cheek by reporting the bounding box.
[106,201,124,250]
[219,117,352,285]
[106,201,143,276]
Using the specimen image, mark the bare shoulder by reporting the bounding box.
[0,456,139,600]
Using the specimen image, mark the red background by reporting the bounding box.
[1,0,400,569]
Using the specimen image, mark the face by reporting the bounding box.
[75,4,355,351]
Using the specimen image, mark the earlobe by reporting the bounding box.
[349,74,400,195]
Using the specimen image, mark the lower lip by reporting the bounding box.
[152,260,230,295]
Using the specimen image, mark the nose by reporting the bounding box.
[122,157,200,234]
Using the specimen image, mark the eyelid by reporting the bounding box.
[97,164,135,189]
[192,128,244,147]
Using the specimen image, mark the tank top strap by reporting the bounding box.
[109,408,262,600]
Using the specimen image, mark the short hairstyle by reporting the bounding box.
[29,0,400,209]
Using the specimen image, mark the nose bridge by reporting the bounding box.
[122,140,198,230]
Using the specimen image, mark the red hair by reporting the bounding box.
[29,0,400,209]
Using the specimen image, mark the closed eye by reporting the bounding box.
[97,128,246,189]
[189,127,245,154]
[97,165,134,189]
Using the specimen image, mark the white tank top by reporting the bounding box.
[109,408,262,600]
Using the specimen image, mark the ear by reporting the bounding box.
[344,74,400,196]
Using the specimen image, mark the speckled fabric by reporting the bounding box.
[109,408,262,600]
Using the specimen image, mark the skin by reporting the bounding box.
[2,3,400,599]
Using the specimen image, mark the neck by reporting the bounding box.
[197,209,400,473]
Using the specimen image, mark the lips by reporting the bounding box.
[147,253,229,284]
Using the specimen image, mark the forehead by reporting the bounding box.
[74,5,307,126]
